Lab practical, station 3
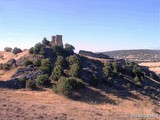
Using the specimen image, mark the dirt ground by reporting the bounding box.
[0,50,29,64]
[139,62,160,74]
[0,88,159,120]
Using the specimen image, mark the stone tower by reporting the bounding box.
[51,35,63,46]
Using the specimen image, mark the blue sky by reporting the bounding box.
[0,0,159,52]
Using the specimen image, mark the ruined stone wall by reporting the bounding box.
[51,35,63,46]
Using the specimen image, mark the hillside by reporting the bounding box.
[102,49,160,62]
[0,40,160,119]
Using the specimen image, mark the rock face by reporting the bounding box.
[80,56,104,83]
[0,79,24,89]
[79,50,110,59]
[7,59,17,67]
[12,66,42,80]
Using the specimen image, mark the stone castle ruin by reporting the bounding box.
[51,35,63,46]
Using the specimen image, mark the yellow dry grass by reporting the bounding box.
[139,62,160,74]
[0,50,29,64]
[0,67,19,81]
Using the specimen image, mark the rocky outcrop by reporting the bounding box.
[7,59,17,67]
[12,66,42,80]
[79,50,110,59]
[80,56,104,83]
[0,79,24,89]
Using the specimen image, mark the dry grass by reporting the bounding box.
[0,88,159,120]
[139,62,160,74]
[0,67,19,81]
[0,50,29,64]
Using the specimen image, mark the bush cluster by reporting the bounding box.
[4,47,12,52]
[53,77,84,96]
[13,47,22,54]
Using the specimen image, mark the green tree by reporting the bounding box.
[55,55,66,68]
[67,54,81,65]
[69,63,81,77]
[13,47,22,54]
[103,63,112,77]
[64,43,75,55]
[40,59,52,75]
[24,59,33,67]
[4,47,12,52]
[52,45,64,56]
[53,77,84,97]
[36,74,50,86]
[28,47,34,54]
[26,79,37,90]
[33,59,41,67]
[42,37,49,45]
[50,65,64,81]
[34,42,44,54]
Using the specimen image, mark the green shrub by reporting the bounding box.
[90,74,100,86]
[67,54,81,65]
[136,81,142,87]
[144,86,148,90]
[141,90,146,95]
[55,55,66,68]
[42,37,49,45]
[50,65,64,81]
[133,76,140,82]
[64,43,75,55]
[34,43,44,54]
[33,59,41,67]
[151,93,156,98]
[126,83,131,88]
[40,59,52,75]
[4,47,12,52]
[39,48,46,55]
[17,77,26,84]
[52,45,64,56]
[36,74,50,86]
[69,63,80,77]
[26,79,37,90]
[3,63,10,70]
[150,73,153,79]
[24,59,33,66]
[103,64,112,77]
[53,77,84,96]
[12,47,22,54]
[28,47,34,54]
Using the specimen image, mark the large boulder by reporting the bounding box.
[7,59,17,67]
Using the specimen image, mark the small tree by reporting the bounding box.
[133,76,140,83]
[24,59,33,66]
[53,77,84,97]
[90,74,100,86]
[28,47,34,54]
[64,43,75,55]
[50,65,64,81]
[40,59,52,75]
[36,74,50,86]
[3,63,10,70]
[52,45,64,56]
[69,63,80,77]
[13,47,22,54]
[42,37,49,45]
[103,64,112,77]
[67,54,81,65]
[26,79,37,90]
[33,59,41,67]
[4,47,12,52]
[34,42,44,54]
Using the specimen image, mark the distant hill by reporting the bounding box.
[102,49,160,62]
